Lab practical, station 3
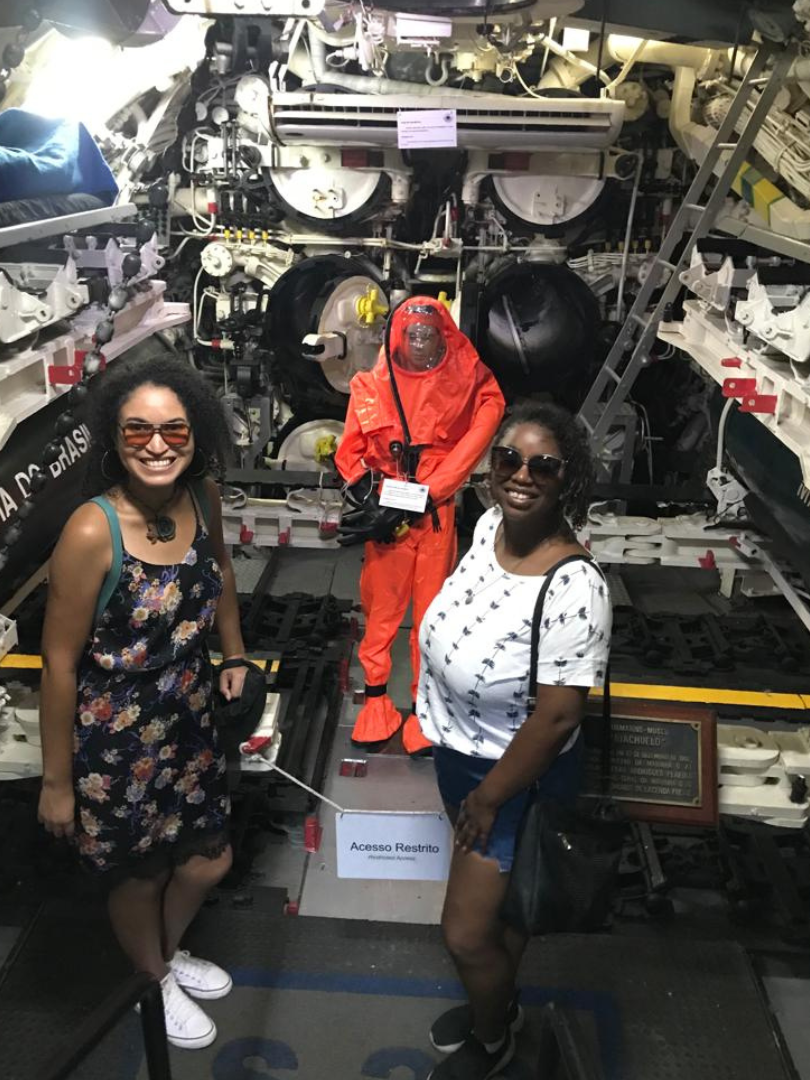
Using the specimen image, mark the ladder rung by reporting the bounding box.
[578,45,795,451]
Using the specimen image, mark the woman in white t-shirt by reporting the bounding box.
[417,401,612,1080]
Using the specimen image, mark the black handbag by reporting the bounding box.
[500,556,625,936]
[213,658,269,755]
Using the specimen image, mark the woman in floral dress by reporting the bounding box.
[38,355,247,1051]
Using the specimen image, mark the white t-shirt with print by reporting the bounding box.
[416,507,612,759]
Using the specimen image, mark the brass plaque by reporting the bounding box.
[582,699,718,826]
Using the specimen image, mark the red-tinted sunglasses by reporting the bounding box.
[119,421,192,449]
[490,445,565,483]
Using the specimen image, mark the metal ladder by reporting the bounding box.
[577,42,795,468]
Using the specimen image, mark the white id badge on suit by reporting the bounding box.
[379,479,429,513]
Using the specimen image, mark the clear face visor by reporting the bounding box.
[406,325,437,345]
[394,312,446,370]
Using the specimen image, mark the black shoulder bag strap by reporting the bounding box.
[527,554,612,797]
[383,311,414,467]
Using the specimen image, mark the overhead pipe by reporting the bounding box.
[662,52,810,241]
[607,36,721,80]
[786,55,810,83]
[668,66,702,156]
[538,34,722,92]
[532,32,611,89]
[538,38,609,91]
[299,29,734,101]
[536,34,810,240]
[290,23,810,243]
[538,34,718,158]
[601,37,648,96]
[300,26,612,99]
[291,27,489,97]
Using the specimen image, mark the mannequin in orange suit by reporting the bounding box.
[335,297,504,755]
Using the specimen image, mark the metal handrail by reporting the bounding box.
[38,971,171,1080]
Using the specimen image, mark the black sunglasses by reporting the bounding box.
[490,445,565,483]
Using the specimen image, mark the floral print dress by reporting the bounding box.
[73,494,230,884]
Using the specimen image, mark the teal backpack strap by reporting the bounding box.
[90,496,122,625]
[190,478,212,531]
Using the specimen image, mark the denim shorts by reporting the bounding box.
[433,736,584,872]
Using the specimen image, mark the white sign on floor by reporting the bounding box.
[336,811,453,880]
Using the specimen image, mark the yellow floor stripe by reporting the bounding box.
[0,654,804,707]
[0,654,42,670]
[1,655,280,674]
[590,683,808,710]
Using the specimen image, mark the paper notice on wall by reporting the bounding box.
[562,26,590,52]
[393,13,453,41]
[336,811,452,880]
[397,109,457,150]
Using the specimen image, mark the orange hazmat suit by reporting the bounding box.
[335,297,504,751]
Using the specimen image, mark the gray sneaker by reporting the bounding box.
[429,997,524,1054]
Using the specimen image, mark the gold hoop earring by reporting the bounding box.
[187,448,208,478]
[100,449,120,482]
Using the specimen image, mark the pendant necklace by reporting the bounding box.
[125,487,178,544]
[463,546,532,605]
[464,569,514,605]
[462,524,554,604]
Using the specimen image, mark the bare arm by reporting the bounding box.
[454,684,588,854]
[204,478,247,699]
[39,504,111,837]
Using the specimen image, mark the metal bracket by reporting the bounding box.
[706,467,749,521]
[0,204,138,250]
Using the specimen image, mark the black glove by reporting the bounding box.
[337,490,408,546]
[344,471,375,509]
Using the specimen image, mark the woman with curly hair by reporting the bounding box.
[37,354,246,1051]
[416,401,612,1080]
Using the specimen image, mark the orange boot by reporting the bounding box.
[352,536,416,752]
[402,710,433,758]
[351,687,403,751]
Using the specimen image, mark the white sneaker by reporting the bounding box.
[160,970,217,1050]
[170,949,233,1000]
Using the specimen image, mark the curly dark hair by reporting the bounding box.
[82,351,232,496]
[493,400,595,530]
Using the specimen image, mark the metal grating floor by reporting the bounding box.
[0,552,803,1078]
[526,934,792,1080]
[0,891,796,1080]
